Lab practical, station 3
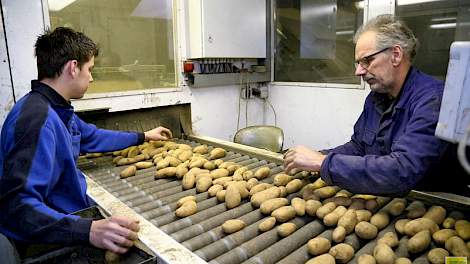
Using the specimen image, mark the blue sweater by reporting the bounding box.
[0,81,144,244]
[320,67,452,195]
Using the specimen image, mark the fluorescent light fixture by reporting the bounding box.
[336,30,354,35]
[355,1,364,9]
[431,17,456,22]
[48,0,76,11]
[430,23,456,29]
[397,0,442,5]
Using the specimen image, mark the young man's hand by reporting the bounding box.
[89,216,140,254]
[144,126,172,141]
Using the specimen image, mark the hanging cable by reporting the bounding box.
[264,98,277,126]
[458,123,470,174]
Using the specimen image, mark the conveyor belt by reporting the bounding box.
[79,137,470,264]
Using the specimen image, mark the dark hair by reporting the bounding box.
[34,27,99,80]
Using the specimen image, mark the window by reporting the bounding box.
[396,0,470,80]
[48,0,177,93]
[274,0,364,84]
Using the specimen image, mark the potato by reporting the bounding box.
[175,165,188,179]
[442,217,456,229]
[323,206,347,226]
[273,173,293,186]
[378,231,399,248]
[356,210,372,222]
[407,230,431,254]
[316,202,337,219]
[395,258,412,264]
[246,178,258,190]
[175,200,197,217]
[182,173,196,189]
[216,190,226,202]
[156,159,170,169]
[225,185,241,209]
[323,197,352,207]
[311,178,326,189]
[329,243,354,263]
[127,146,140,157]
[120,165,137,178]
[105,250,121,263]
[334,189,353,198]
[455,220,470,240]
[218,161,235,169]
[406,201,426,219]
[394,219,410,235]
[196,175,212,192]
[313,186,340,199]
[213,159,224,167]
[232,181,249,199]
[355,221,378,240]
[404,217,439,236]
[305,200,322,217]
[337,209,357,234]
[226,164,241,175]
[233,166,248,178]
[242,170,255,180]
[272,206,296,223]
[373,243,395,264]
[349,198,366,210]
[277,222,297,237]
[222,219,245,234]
[432,229,457,245]
[260,198,289,215]
[134,161,153,169]
[427,248,449,264]
[258,217,276,232]
[387,198,406,216]
[445,236,470,257]
[278,186,288,197]
[332,226,346,243]
[177,150,193,162]
[370,212,390,230]
[357,254,376,264]
[189,158,208,169]
[301,184,319,201]
[286,179,304,194]
[207,184,223,197]
[176,196,196,207]
[290,197,306,216]
[306,254,335,264]
[210,168,230,179]
[213,176,232,186]
[254,166,271,180]
[166,156,182,167]
[117,157,137,166]
[209,148,226,159]
[202,161,216,170]
[112,156,124,164]
[192,144,208,154]
[251,187,281,207]
[307,237,331,256]
[423,205,446,225]
[155,167,177,178]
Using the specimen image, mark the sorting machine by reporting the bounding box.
[75,103,470,264]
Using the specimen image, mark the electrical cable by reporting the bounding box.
[458,123,470,174]
[264,98,277,126]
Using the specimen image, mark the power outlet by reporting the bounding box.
[241,86,252,99]
[252,86,268,99]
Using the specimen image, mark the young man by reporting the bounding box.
[0,27,172,258]
[284,14,468,195]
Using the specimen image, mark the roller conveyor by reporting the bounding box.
[80,135,470,264]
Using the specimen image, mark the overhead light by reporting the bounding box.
[336,30,354,35]
[430,23,456,29]
[431,17,456,22]
[397,0,442,5]
[48,0,76,11]
[355,1,364,9]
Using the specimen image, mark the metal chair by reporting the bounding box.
[233,125,284,153]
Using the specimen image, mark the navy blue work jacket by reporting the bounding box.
[320,67,454,195]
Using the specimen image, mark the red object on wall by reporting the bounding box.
[183,61,194,73]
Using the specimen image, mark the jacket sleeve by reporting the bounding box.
[76,116,145,153]
[0,124,92,244]
[320,93,447,195]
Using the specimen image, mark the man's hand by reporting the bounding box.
[89,216,140,254]
[283,145,326,174]
[144,126,172,141]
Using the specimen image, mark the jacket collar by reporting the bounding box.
[31,80,72,109]
[371,66,415,112]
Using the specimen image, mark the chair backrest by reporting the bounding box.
[233,125,284,153]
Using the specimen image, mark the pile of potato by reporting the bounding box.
[104,141,470,264]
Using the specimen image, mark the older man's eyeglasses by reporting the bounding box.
[354,47,391,69]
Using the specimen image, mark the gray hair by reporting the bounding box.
[354,14,419,60]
